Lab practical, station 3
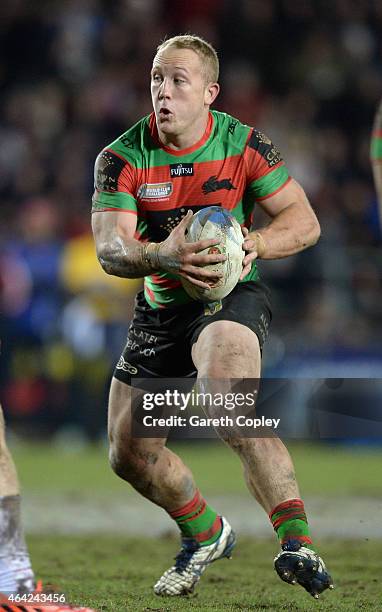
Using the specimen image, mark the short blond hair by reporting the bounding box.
[156,34,219,84]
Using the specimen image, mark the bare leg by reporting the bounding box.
[192,320,300,514]
[108,378,197,510]
[0,406,35,594]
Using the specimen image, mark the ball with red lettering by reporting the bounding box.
[181,206,244,302]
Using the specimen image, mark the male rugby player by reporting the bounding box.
[0,405,96,611]
[92,35,333,599]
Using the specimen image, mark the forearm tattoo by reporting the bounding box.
[98,236,155,278]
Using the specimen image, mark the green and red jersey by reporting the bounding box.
[92,110,291,309]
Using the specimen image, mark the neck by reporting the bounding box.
[157,111,210,151]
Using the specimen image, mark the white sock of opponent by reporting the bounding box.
[0,495,35,594]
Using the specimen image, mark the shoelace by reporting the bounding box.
[174,539,200,573]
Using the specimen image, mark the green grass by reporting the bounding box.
[29,535,381,611]
[10,441,382,609]
[12,440,382,497]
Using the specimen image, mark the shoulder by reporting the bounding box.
[94,116,151,190]
[98,114,150,164]
[246,128,283,167]
[211,110,252,152]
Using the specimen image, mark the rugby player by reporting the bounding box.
[92,35,333,599]
[0,405,96,611]
[371,98,382,218]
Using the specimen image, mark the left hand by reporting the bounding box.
[240,227,258,280]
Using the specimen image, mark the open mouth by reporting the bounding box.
[159,108,172,117]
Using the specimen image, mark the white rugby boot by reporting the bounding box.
[154,516,236,596]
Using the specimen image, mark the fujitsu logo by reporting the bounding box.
[170,163,194,177]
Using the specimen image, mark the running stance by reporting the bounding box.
[92,34,333,599]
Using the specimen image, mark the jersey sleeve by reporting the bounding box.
[91,149,138,214]
[244,129,291,201]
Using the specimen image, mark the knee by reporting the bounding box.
[193,322,260,377]
[224,436,254,456]
[109,442,140,481]
[109,439,160,483]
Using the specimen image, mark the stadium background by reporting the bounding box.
[0,1,381,610]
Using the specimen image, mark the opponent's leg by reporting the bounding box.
[108,377,235,595]
[0,406,98,610]
[0,405,35,595]
[192,321,333,598]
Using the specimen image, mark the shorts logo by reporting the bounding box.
[170,163,194,177]
[204,300,223,316]
[116,356,138,375]
[138,182,173,199]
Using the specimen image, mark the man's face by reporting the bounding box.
[151,47,215,141]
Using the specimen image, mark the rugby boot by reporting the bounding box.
[154,516,235,596]
[274,539,334,599]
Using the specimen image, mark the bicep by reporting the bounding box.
[257,178,315,219]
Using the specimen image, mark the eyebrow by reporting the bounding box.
[151,65,190,74]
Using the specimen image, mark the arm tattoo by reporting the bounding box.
[98,235,154,278]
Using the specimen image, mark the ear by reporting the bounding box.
[204,82,220,106]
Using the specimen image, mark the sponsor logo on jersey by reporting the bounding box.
[120,135,134,149]
[138,182,173,199]
[202,175,237,194]
[95,150,125,192]
[228,119,238,135]
[170,163,194,177]
[116,356,138,375]
[248,130,282,168]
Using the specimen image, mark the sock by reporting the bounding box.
[270,498,314,550]
[0,495,35,594]
[169,490,222,546]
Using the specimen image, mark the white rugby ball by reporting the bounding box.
[181,206,244,302]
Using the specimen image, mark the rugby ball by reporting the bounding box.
[181,206,244,302]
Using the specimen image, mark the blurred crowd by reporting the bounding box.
[0,0,381,437]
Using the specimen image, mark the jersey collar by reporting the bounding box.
[148,112,213,156]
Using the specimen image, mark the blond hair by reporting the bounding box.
[156,34,219,84]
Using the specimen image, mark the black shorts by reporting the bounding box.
[113,280,272,385]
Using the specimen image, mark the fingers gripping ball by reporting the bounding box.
[181,206,244,302]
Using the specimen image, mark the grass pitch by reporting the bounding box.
[11,440,382,610]
[29,535,381,611]
[13,440,382,497]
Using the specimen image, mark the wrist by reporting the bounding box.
[142,242,162,271]
[252,231,267,258]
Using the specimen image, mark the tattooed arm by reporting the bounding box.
[92,211,155,278]
[91,210,226,286]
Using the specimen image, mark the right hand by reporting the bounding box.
[158,210,227,289]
